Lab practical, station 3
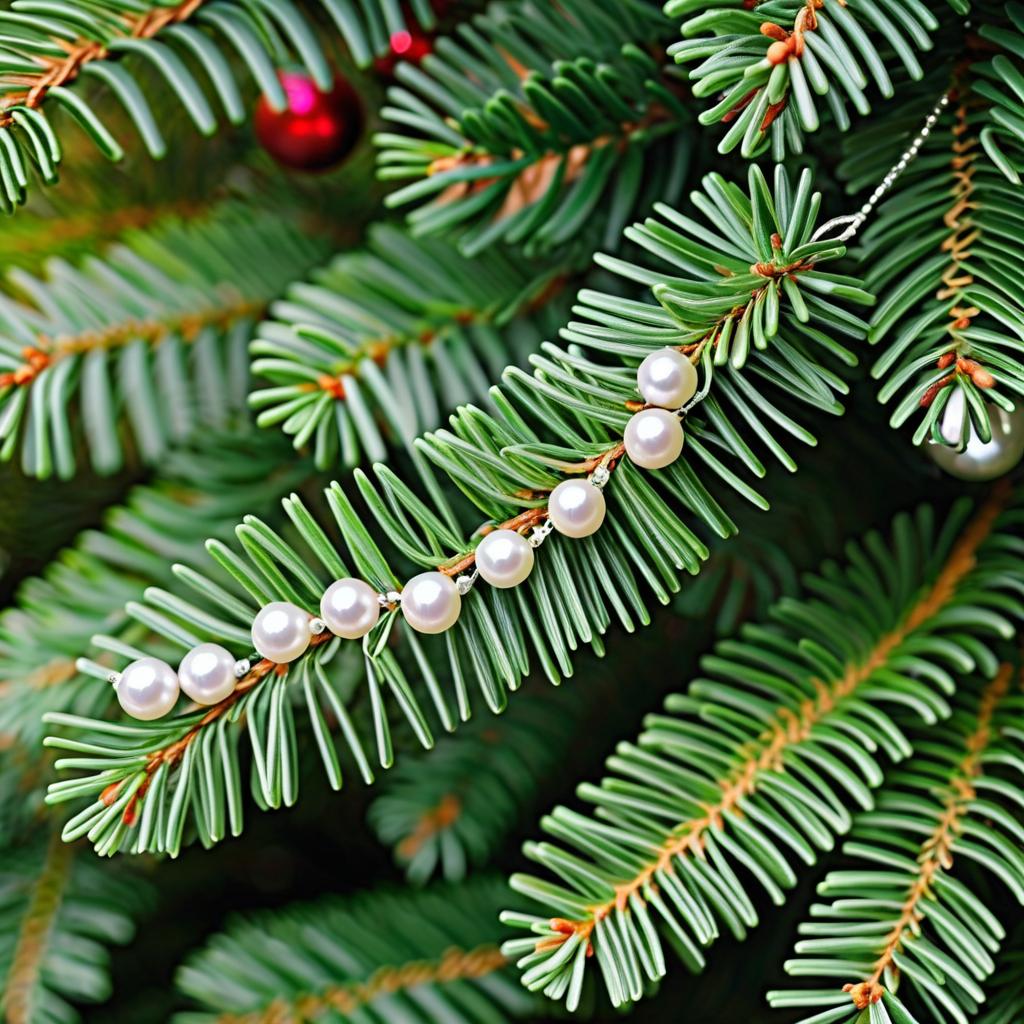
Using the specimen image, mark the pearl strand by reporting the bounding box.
[111,349,704,721]
[108,97,949,720]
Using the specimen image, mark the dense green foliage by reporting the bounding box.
[41,165,873,857]
[502,489,1024,1011]
[0,1,1022,1023]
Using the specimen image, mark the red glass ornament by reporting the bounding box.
[374,28,433,77]
[255,72,362,172]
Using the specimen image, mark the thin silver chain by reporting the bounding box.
[812,93,951,244]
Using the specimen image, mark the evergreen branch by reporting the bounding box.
[41,165,873,856]
[0,196,210,273]
[370,682,606,885]
[370,694,568,885]
[769,662,1024,1024]
[369,446,893,883]
[376,0,692,255]
[0,201,329,478]
[0,428,310,753]
[174,877,538,1023]
[845,63,1024,447]
[666,0,942,159]
[208,948,510,1024]
[0,829,150,1023]
[499,485,1024,1010]
[249,223,573,469]
[0,0,435,207]
[1,833,72,1024]
[976,3,1024,182]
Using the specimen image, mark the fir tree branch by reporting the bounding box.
[550,492,1000,927]
[976,3,1024,182]
[41,166,877,857]
[368,445,895,884]
[376,0,691,255]
[1,831,73,1024]
[770,661,1024,1023]
[844,50,1024,447]
[500,484,1024,1010]
[978,931,1024,1024]
[0,427,310,753]
[0,202,329,478]
[209,946,509,1024]
[370,681,609,884]
[666,0,942,159]
[849,672,1010,1007]
[0,0,205,119]
[248,224,574,468]
[0,196,210,272]
[0,828,150,1023]
[0,0,435,207]
[174,878,538,1023]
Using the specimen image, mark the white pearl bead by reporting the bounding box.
[251,601,312,663]
[475,529,535,589]
[624,408,685,470]
[548,479,606,538]
[401,572,461,634]
[178,643,238,706]
[637,348,697,409]
[930,389,1024,482]
[116,657,180,721]
[320,578,381,639]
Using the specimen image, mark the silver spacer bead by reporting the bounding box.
[528,521,554,548]
[589,465,611,489]
[455,571,478,596]
[107,671,121,686]
[309,617,327,635]
[233,658,251,679]
[380,590,401,606]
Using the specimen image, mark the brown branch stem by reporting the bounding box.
[212,945,508,1024]
[844,661,1013,1009]
[1,832,74,1024]
[543,481,1010,947]
[0,0,207,123]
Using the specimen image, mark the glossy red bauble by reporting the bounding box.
[254,72,362,172]
[373,28,433,77]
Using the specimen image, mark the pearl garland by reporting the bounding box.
[179,643,239,705]
[401,572,462,634]
[320,577,380,638]
[475,529,535,588]
[548,478,607,538]
[637,348,697,409]
[111,346,701,721]
[252,601,313,663]
[114,657,180,720]
[624,408,685,470]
